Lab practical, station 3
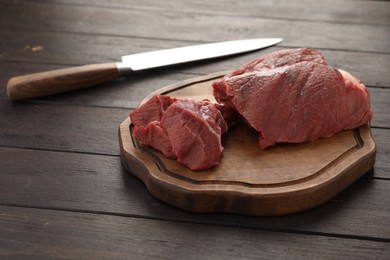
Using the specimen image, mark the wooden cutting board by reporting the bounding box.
[119,72,376,216]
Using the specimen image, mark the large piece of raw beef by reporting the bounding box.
[212,48,372,149]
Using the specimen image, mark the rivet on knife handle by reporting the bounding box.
[6,63,119,101]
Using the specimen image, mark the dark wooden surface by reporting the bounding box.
[0,0,389,258]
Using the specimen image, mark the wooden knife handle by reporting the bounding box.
[7,62,119,101]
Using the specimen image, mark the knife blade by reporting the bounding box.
[7,38,282,101]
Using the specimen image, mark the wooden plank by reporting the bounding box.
[0,1,389,53]
[0,146,389,239]
[1,29,389,88]
[0,100,389,155]
[0,29,182,65]
[369,88,390,128]
[1,206,388,259]
[0,100,127,155]
[12,0,390,25]
[372,128,390,178]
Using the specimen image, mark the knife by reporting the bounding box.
[6,38,282,101]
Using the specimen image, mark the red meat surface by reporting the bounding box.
[212,48,372,149]
[130,97,230,170]
[130,95,177,126]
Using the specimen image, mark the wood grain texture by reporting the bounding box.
[119,73,376,216]
[1,29,389,88]
[1,1,389,53]
[0,0,389,257]
[0,99,128,155]
[1,205,388,259]
[7,63,119,101]
[0,146,388,240]
[35,0,390,25]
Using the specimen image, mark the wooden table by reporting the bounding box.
[1,0,389,258]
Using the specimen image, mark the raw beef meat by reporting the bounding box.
[130,95,177,126]
[212,48,372,149]
[130,96,230,170]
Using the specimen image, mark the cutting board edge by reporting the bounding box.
[119,117,376,216]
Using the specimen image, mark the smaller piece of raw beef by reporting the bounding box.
[132,121,175,159]
[130,95,177,126]
[130,96,230,170]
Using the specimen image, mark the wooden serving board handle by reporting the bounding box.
[7,63,119,101]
